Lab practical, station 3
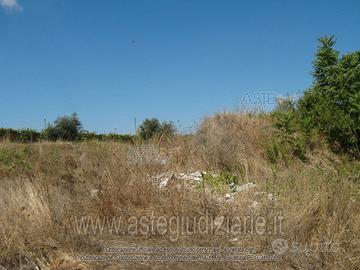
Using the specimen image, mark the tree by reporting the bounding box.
[160,121,176,137]
[296,36,360,154]
[138,118,176,140]
[313,35,339,88]
[44,113,82,141]
[138,118,161,140]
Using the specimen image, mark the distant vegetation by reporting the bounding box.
[44,113,83,141]
[138,118,176,140]
[0,114,175,143]
[0,128,41,143]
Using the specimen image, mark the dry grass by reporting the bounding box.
[0,112,359,269]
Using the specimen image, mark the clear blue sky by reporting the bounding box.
[1,0,359,133]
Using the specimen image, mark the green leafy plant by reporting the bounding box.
[199,171,239,193]
[0,148,31,170]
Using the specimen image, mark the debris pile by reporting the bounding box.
[153,171,258,199]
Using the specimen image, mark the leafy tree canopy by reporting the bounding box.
[138,118,176,140]
[45,113,82,141]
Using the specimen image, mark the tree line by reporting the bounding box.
[0,114,176,143]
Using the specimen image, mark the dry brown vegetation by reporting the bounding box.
[0,112,360,269]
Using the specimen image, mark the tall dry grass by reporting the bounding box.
[0,112,359,269]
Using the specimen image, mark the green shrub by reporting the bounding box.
[138,118,176,140]
[81,131,135,143]
[18,129,41,142]
[272,98,298,134]
[200,171,239,193]
[44,113,82,141]
[0,128,40,142]
[269,98,309,163]
[0,148,31,169]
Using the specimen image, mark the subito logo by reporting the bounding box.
[272,238,289,255]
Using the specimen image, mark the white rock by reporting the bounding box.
[236,182,256,192]
[155,171,204,189]
[159,177,170,188]
[177,171,203,182]
[90,189,100,199]
[229,182,236,188]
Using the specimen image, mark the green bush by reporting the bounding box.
[0,148,31,169]
[138,118,176,140]
[269,98,309,163]
[0,128,40,143]
[81,131,135,143]
[44,113,82,141]
[200,171,239,193]
[18,129,41,142]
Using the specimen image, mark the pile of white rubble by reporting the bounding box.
[152,171,263,201]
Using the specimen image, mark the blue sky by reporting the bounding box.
[1,0,359,133]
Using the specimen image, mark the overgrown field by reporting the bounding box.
[1,113,360,269]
